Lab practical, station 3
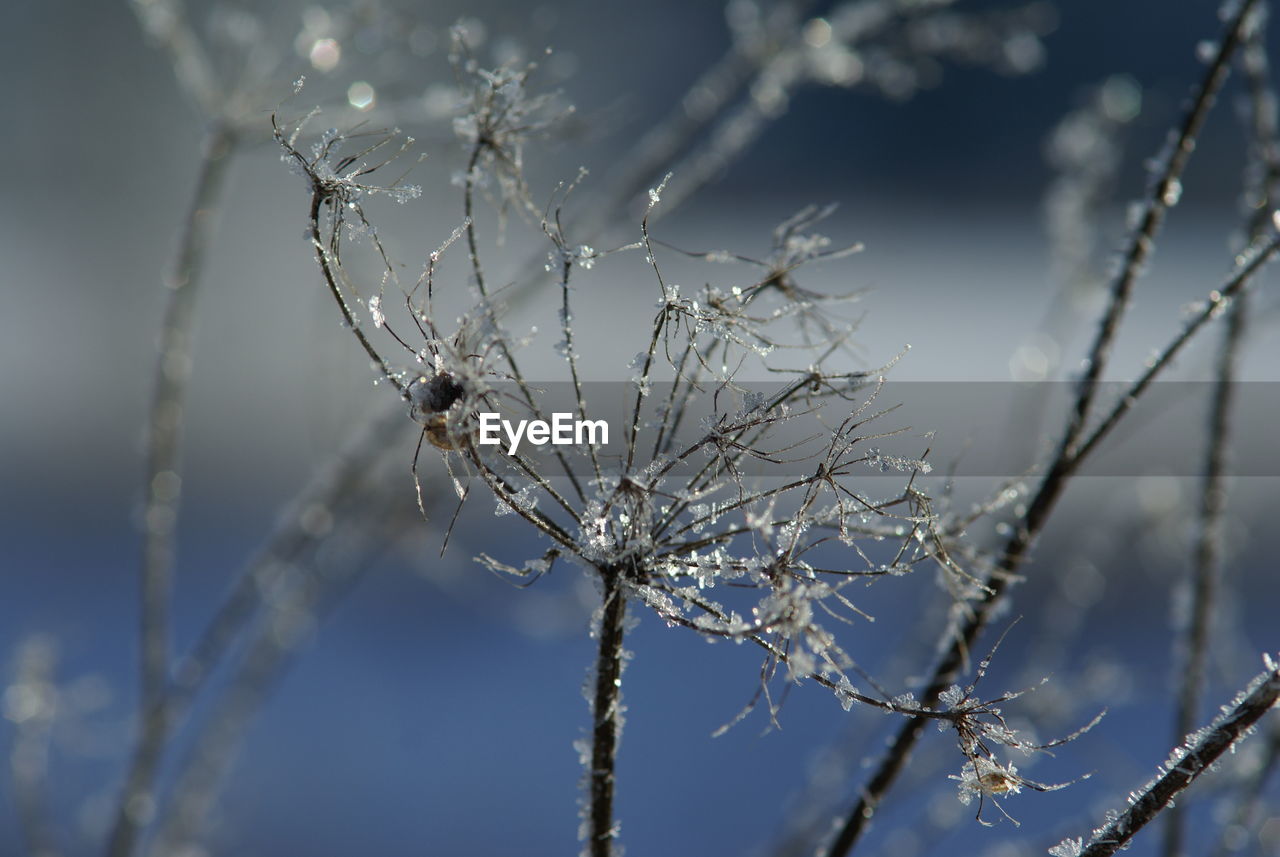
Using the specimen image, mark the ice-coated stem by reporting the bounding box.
[823,4,1262,854]
[588,570,628,857]
[1080,658,1280,857]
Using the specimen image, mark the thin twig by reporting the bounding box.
[128,0,223,117]
[578,0,820,229]
[822,5,1262,853]
[1058,0,1256,465]
[461,140,588,502]
[307,188,407,396]
[109,122,236,857]
[1073,656,1280,857]
[1165,11,1277,853]
[169,399,408,716]
[1070,232,1280,469]
[150,497,398,855]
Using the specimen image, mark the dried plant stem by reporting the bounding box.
[170,398,406,706]
[1078,659,1280,857]
[588,571,629,857]
[1070,233,1279,466]
[541,177,608,488]
[307,189,404,395]
[110,122,236,857]
[575,0,819,229]
[1162,279,1244,857]
[128,0,222,118]
[823,191,1280,857]
[150,506,392,856]
[643,36,822,221]
[461,146,587,502]
[106,4,1154,855]
[580,41,758,224]
[1060,0,1257,461]
[462,145,491,298]
[1166,15,1278,853]
[823,5,1261,854]
[146,401,409,851]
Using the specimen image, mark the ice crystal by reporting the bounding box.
[1048,837,1083,857]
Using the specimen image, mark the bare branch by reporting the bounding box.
[1069,655,1280,857]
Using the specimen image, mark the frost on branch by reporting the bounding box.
[448,26,574,219]
[929,624,1102,826]
[275,33,1103,853]
[1071,654,1280,856]
[1048,837,1084,857]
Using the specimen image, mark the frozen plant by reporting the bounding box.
[271,25,1108,855]
[8,2,1280,857]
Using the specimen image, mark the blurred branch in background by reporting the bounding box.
[1163,10,1280,856]
[821,3,1274,854]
